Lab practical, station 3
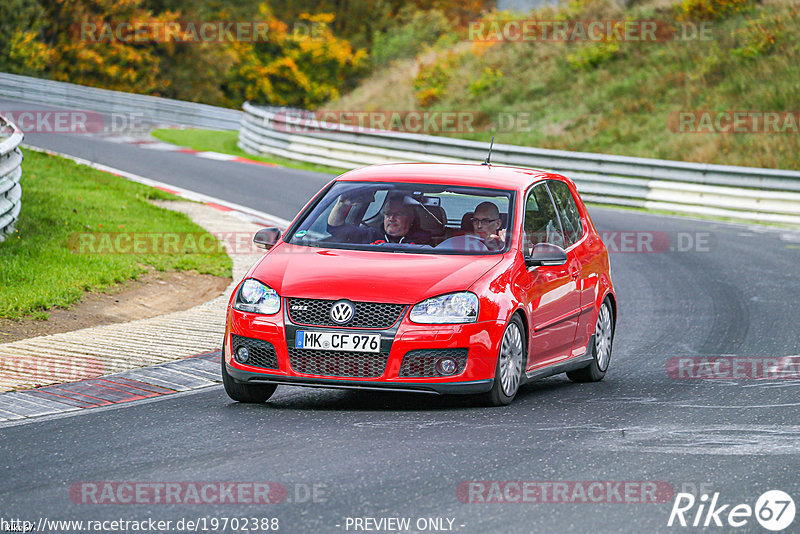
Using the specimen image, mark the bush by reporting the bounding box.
[678,0,756,21]
[413,52,462,107]
[371,8,453,66]
[469,67,504,97]
[566,40,621,70]
[731,12,785,60]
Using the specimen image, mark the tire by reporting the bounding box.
[221,343,278,403]
[567,299,614,383]
[482,315,526,406]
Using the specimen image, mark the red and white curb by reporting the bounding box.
[125,137,279,167]
[0,352,223,424]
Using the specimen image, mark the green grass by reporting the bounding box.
[328,0,800,170]
[0,151,232,320]
[150,128,347,175]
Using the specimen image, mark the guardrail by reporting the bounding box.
[0,73,242,131]
[239,102,800,226]
[0,115,24,241]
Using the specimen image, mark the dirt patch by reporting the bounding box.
[0,270,231,343]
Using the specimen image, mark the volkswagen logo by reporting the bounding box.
[330,300,355,324]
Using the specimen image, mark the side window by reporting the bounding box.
[547,181,584,247]
[523,183,565,252]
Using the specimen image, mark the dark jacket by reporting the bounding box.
[327,223,431,245]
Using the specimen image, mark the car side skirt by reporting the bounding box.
[524,334,596,380]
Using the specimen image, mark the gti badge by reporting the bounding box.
[330,300,355,324]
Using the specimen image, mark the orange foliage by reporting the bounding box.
[41,0,176,94]
[225,5,367,108]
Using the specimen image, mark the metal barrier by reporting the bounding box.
[0,73,242,131]
[239,102,800,226]
[0,115,24,241]
[1,73,796,226]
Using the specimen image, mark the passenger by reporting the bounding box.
[471,201,506,251]
[327,195,431,245]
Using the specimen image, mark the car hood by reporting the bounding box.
[246,243,505,304]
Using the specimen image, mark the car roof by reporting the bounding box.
[335,163,563,191]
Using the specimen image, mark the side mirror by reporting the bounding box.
[524,243,567,267]
[253,227,282,250]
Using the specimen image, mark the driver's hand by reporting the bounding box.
[487,228,506,242]
[484,228,506,250]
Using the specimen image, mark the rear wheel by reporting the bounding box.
[482,315,526,406]
[221,343,278,403]
[567,299,614,383]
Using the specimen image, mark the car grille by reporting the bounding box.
[399,348,468,377]
[231,335,279,370]
[286,298,406,329]
[287,348,389,378]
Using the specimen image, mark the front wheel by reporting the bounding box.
[482,315,526,406]
[567,299,614,383]
[221,344,278,403]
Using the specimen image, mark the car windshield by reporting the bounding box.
[286,181,515,254]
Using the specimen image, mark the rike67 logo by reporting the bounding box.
[668,490,795,531]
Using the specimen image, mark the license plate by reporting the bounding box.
[295,331,380,353]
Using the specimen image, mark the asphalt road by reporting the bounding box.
[0,98,331,221]
[1,98,799,534]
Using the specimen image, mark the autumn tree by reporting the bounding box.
[0,0,51,75]
[224,5,367,108]
[39,0,177,94]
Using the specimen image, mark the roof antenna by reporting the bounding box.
[482,136,494,166]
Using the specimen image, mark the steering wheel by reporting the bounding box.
[436,234,489,251]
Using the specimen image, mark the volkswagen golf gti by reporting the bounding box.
[222,163,616,406]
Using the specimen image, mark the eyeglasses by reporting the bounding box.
[383,211,410,218]
[471,217,499,226]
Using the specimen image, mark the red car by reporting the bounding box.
[222,163,616,406]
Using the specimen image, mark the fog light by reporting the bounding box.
[236,347,249,363]
[436,357,457,376]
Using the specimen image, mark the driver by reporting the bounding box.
[471,201,506,251]
[327,194,431,245]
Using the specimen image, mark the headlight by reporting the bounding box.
[234,279,280,315]
[409,292,479,324]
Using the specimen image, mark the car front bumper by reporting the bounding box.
[224,305,504,395]
[224,365,494,395]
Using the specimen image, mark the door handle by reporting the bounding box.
[571,268,580,280]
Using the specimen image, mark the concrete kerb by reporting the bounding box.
[0,199,263,393]
[0,150,288,419]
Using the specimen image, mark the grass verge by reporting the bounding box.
[0,150,232,320]
[150,128,347,175]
